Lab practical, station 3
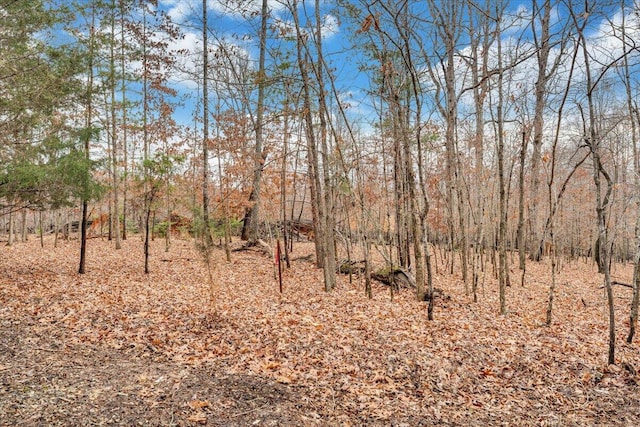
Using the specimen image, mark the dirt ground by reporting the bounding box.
[0,317,322,426]
[1,237,640,426]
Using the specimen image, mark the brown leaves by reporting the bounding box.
[186,412,208,424]
[188,400,210,410]
[358,14,380,34]
[2,237,640,424]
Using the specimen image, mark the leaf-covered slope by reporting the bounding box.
[1,238,639,425]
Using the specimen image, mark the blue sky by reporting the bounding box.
[152,0,369,129]
[63,0,640,141]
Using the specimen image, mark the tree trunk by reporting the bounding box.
[201,0,213,246]
[54,210,60,248]
[467,0,492,298]
[528,0,554,262]
[111,0,121,250]
[240,0,268,243]
[281,102,291,268]
[215,101,232,262]
[573,5,615,363]
[517,130,528,271]
[38,211,44,248]
[7,207,14,247]
[20,209,27,242]
[624,2,640,343]
[79,4,96,275]
[291,0,327,277]
[495,9,507,315]
[144,195,151,274]
[315,0,337,292]
[120,0,128,241]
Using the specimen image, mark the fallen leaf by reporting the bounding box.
[187,412,208,424]
[188,400,210,409]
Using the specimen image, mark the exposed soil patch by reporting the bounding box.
[0,317,320,426]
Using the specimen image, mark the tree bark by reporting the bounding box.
[495,7,507,315]
[120,0,128,241]
[79,3,97,275]
[291,0,329,283]
[314,0,336,291]
[201,0,213,246]
[110,0,121,250]
[517,130,528,271]
[528,0,555,262]
[240,0,268,243]
[573,4,615,363]
[623,1,640,343]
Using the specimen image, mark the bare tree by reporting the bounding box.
[240,0,268,243]
[464,0,495,299]
[493,5,508,315]
[425,0,468,283]
[313,0,337,291]
[358,1,428,301]
[570,0,616,364]
[528,0,562,262]
[289,0,336,290]
[619,0,640,343]
[201,0,213,245]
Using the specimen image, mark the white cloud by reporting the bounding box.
[501,4,532,36]
[322,14,339,39]
[167,27,255,94]
[162,0,198,23]
[160,0,286,22]
[271,13,340,40]
[588,7,640,66]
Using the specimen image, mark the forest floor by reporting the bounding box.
[1,236,640,426]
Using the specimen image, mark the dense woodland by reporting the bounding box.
[3,0,640,390]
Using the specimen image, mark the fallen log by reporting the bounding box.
[291,254,314,263]
[337,260,366,275]
[598,280,633,289]
[371,266,416,289]
[612,280,633,288]
[232,239,273,258]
